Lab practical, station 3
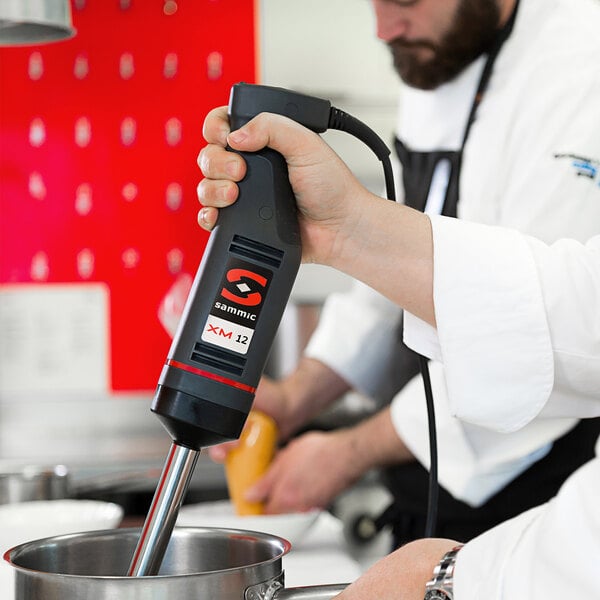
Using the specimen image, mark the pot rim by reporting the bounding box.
[4,526,292,580]
[0,464,69,479]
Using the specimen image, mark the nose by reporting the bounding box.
[371,0,410,42]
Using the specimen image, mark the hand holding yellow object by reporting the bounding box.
[225,410,278,515]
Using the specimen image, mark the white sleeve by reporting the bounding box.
[304,279,406,402]
[454,456,600,600]
[390,363,576,506]
[405,216,600,431]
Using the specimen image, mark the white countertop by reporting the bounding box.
[283,512,363,588]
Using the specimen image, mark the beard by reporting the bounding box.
[389,0,501,90]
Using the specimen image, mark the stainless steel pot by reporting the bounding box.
[0,464,162,504]
[5,527,347,600]
[0,466,69,503]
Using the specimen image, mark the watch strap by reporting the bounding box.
[424,544,464,600]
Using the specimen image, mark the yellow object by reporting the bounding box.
[225,410,278,515]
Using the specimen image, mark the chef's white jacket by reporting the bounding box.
[305,0,600,504]
[409,216,600,599]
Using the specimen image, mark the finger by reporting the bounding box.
[244,464,278,504]
[202,106,230,146]
[244,482,267,505]
[197,206,219,231]
[197,144,246,181]
[227,112,322,163]
[207,440,239,463]
[208,445,227,463]
[263,482,314,515]
[208,439,241,462]
[197,177,239,208]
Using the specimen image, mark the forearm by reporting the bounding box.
[277,357,351,438]
[342,406,415,475]
[324,193,436,327]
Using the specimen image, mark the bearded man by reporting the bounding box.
[210,0,600,549]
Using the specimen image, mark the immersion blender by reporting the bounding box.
[128,82,396,576]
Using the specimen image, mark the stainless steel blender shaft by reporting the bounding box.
[128,442,200,576]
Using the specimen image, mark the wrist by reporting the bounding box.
[332,427,373,484]
[326,190,388,275]
[351,407,413,471]
[424,544,464,600]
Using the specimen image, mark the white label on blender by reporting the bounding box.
[201,315,254,355]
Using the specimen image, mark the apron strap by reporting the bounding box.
[461,0,521,147]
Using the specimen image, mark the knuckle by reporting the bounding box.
[198,147,215,176]
[196,178,210,200]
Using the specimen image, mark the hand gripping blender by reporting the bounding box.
[128,83,395,576]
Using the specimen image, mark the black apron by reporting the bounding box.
[375,0,600,549]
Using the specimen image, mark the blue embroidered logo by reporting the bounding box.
[554,153,600,186]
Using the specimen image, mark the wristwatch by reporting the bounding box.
[423,545,463,600]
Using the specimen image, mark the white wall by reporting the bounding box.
[259,0,401,302]
[259,0,398,102]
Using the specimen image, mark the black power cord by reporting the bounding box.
[419,355,438,537]
[327,106,439,539]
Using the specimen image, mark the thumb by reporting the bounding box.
[244,466,277,503]
[227,112,321,163]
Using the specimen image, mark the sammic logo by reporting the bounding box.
[220,268,267,307]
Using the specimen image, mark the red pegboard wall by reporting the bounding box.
[0,0,257,392]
